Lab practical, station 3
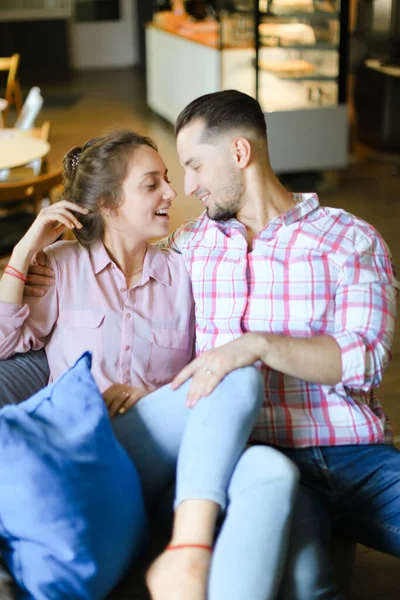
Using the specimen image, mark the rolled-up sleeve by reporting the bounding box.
[0,255,58,360]
[332,225,398,389]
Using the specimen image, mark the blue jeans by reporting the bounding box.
[278,444,400,600]
[112,367,299,600]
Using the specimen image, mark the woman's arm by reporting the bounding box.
[0,251,58,359]
[0,201,87,359]
[0,242,40,304]
[0,200,86,303]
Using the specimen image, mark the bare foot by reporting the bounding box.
[146,548,211,600]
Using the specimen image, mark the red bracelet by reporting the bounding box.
[5,264,27,276]
[4,265,29,282]
[4,265,29,283]
[166,544,213,552]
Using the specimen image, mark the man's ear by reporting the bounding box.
[231,136,252,169]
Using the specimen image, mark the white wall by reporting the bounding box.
[71,0,139,69]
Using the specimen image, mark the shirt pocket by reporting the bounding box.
[57,310,105,367]
[146,328,192,387]
[281,253,336,327]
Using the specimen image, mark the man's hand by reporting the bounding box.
[24,250,55,297]
[170,333,262,407]
[102,384,148,418]
[171,331,343,408]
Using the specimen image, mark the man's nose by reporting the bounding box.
[184,173,198,197]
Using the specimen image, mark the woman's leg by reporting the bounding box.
[112,366,263,510]
[146,366,264,599]
[112,366,264,599]
[209,446,299,600]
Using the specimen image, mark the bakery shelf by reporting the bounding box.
[259,10,339,20]
[260,41,338,50]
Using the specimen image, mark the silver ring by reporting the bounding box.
[205,368,213,376]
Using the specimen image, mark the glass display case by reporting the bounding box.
[209,0,348,110]
[254,0,348,111]
[146,0,349,171]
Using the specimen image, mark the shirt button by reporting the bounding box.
[125,345,131,352]
[120,287,126,292]
[126,313,131,319]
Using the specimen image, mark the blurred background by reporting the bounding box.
[0,2,399,596]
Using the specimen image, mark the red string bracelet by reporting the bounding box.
[166,544,213,552]
[5,264,27,275]
[4,265,29,283]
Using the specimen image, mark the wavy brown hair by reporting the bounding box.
[62,131,158,248]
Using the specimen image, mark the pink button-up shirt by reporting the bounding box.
[0,241,195,393]
[164,194,398,448]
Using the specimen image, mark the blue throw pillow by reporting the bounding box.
[0,352,148,600]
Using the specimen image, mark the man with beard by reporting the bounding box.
[165,90,399,599]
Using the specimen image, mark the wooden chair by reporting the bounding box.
[0,168,62,214]
[0,54,23,125]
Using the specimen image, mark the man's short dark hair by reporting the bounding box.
[175,90,267,142]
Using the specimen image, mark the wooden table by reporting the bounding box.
[0,129,50,170]
[0,98,8,127]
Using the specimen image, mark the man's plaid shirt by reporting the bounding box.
[164,194,398,448]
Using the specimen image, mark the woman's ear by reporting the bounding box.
[99,197,118,218]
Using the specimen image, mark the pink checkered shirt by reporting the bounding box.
[164,194,398,448]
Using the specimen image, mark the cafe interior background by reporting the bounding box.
[0,0,399,598]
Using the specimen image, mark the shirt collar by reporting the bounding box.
[283,193,320,226]
[90,241,171,286]
[90,241,112,275]
[204,193,320,234]
[142,244,171,286]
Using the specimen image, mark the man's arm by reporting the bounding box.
[155,216,202,252]
[172,225,398,405]
[328,226,398,390]
[255,333,342,385]
[24,225,188,295]
[170,332,342,406]
[154,228,183,253]
[255,228,398,390]
[24,220,199,296]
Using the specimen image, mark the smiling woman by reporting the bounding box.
[0,131,185,379]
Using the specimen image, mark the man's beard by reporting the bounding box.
[207,203,237,221]
[206,177,243,222]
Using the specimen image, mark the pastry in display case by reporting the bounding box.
[255,0,347,111]
[259,23,317,46]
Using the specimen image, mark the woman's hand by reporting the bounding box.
[16,201,88,261]
[102,384,148,418]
